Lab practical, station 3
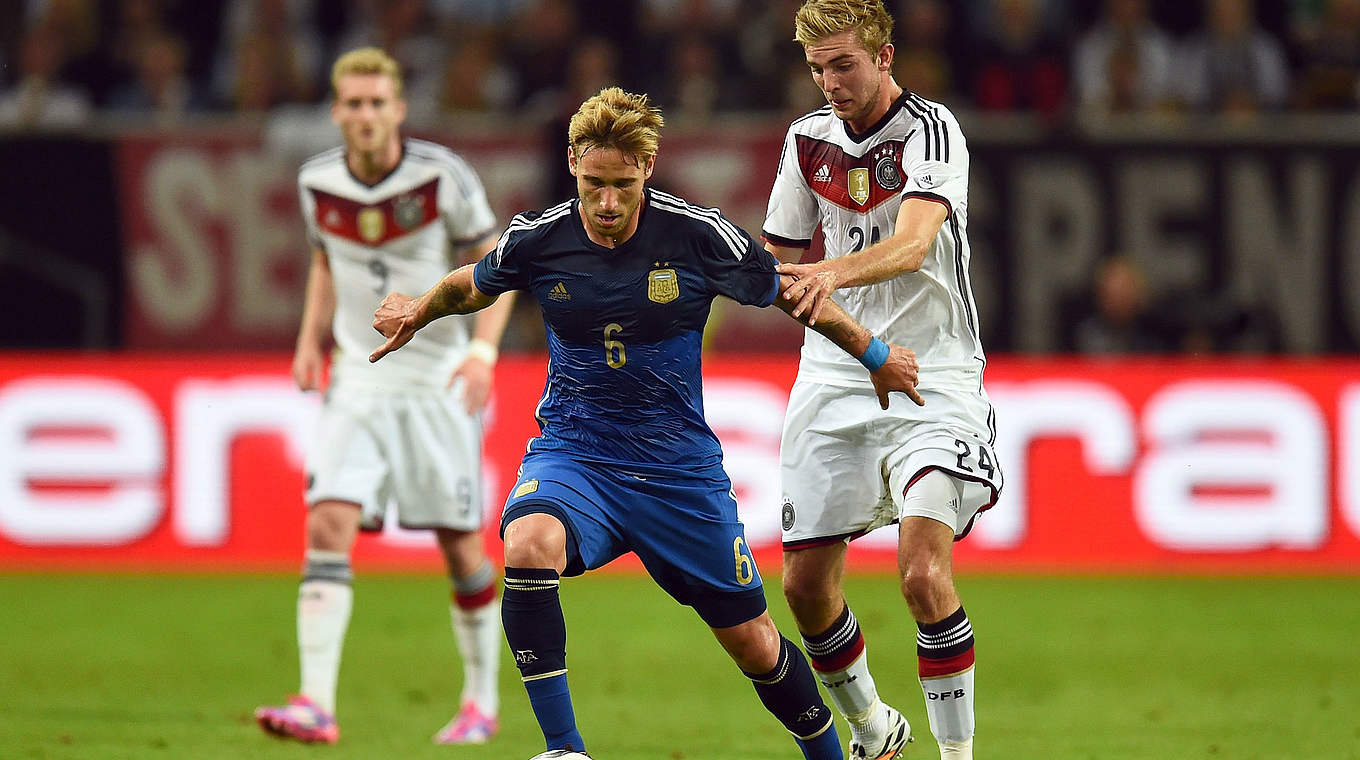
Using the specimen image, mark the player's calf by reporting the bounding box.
[741,634,844,760]
[502,566,586,754]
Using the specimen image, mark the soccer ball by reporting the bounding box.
[528,751,591,760]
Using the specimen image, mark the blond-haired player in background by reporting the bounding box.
[253,47,514,745]
[763,3,1004,758]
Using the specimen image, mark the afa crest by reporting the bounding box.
[847,167,870,206]
[648,268,679,304]
[357,207,385,243]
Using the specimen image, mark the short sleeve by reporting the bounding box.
[761,127,819,248]
[472,221,530,297]
[901,100,969,216]
[297,178,325,251]
[701,213,781,308]
[439,153,497,247]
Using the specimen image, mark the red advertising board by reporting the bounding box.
[1,354,1358,573]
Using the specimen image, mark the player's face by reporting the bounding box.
[569,146,655,246]
[804,31,893,132]
[331,73,406,155]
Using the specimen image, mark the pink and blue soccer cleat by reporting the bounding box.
[254,695,339,744]
[433,701,499,744]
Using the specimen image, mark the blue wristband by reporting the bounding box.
[857,336,890,371]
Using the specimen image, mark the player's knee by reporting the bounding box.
[781,573,835,619]
[306,502,358,552]
[898,556,949,611]
[717,615,781,673]
[502,514,567,570]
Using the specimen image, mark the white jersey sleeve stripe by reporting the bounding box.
[492,202,573,265]
[649,191,746,260]
[652,190,748,257]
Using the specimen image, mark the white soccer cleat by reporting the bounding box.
[528,750,592,759]
[849,702,913,759]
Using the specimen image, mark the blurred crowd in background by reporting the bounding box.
[2,0,1356,358]
[2,0,1359,130]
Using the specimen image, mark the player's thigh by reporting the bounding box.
[885,389,1003,540]
[500,453,628,577]
[386,393,484,531]
[780,382,894,544]
[305,390,390,527]
[625,470,768,629]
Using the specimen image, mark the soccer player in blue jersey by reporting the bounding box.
[369,87,924,760]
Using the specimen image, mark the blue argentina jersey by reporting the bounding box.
[473,189,780,468]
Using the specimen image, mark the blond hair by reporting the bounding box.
[330,47,403,99]
[567,87,665,165]
[793,0,895,55]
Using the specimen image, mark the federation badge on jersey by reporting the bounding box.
[357,207,385,243]
[875,154,902,191]
[647,267,679,304]
[848,168,870,206]
[393,193,425,230]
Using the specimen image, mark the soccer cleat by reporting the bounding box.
[527,750,592,759]
[849,703,913,759]
[433,701,499,744]
[254,694,339,744]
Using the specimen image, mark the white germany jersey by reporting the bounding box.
[763,92,985,390]
[298,138,496,390]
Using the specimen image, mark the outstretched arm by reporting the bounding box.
[369,263,497,363]
[292,248,335,391]
[773,273,924,409]
[773,197,948,324]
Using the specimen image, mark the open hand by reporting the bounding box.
[449,355,493,413]
[869,344,925,409]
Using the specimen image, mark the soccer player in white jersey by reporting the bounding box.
[762,3,1003,759]
[253,47,515,746]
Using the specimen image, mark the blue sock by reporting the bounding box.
[796,726,844,760]
[503,566,585,752]
[524,672,585,751]
[743,635,843,760]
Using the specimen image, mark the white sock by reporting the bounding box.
[921,667,975,748]
[449,599,501,715]
[450,561,501,716]
[801,606,887,741]
[939,737,974,759]
[297,551,353,715]
[824,652,887,740]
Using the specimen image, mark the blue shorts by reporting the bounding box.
[500,452,767,628]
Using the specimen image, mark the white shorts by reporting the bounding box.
[305,383,483,531]
[779,379,1003,547]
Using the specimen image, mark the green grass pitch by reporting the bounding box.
[2,572,1358,759]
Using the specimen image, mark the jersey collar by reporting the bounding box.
[571,189,651,253]
[345,137,407,189]
[842,90,911,145]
